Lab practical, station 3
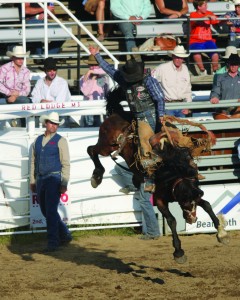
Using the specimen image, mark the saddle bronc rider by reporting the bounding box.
[89,45,166,192]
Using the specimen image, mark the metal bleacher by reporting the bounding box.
[137,1,235,37]
[0,7,19,22]
[0,23,73,42]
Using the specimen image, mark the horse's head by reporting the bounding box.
[172,177,204,224]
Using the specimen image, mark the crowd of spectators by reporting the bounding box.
[1,0,240,121]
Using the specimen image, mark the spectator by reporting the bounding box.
[89,45,165,193]
[225,0,240,48]
[155,0,189,19]
[0,46,31,105]
[83,0,107,41]
[152,45,191,117]
[154,0,189,34]
[25,2,63,55]
[80,54,110,127]
[114,163,160,240]
[30,111,72,252]
[210,54,240,114]
[189,0,219,75]
[31,58,71,103]
[110,0,152,54]
[213,46,239,84]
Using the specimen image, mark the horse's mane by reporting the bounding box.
[154,143,200,205]
[155,143,197,180]
[106,86,134,122]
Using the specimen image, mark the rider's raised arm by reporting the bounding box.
[94,53,126,88]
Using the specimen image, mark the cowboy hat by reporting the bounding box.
[84,54,98,65]
[6,46,30,58]
[119,59,144,83]
[222,46,238,59]
[227,53,240,65]
[233,0,240,5]
[42,57,57,70]
[40,112,65,125]
[168,45,189,58]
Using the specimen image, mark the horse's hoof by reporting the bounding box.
[91,177,99,188]
[174,255,187,264]
[217,235,230,245]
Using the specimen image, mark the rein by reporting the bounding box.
[110,154,131,172]
[172,177,196,200]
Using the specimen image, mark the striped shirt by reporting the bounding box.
[95,53,165,116]
[0,61,30,97]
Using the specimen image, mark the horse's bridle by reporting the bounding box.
[171,177,196,200]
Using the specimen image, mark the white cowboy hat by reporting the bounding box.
[40,112,65,126]
[233,0,240,5]
[168,45,190,58]
[222,46,238,59]
[6,46,30,58]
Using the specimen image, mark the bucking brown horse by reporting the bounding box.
[87,87,229,263]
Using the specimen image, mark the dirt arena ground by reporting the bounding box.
[0,230,239,300]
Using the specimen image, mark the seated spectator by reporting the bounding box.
[154,0,189,33]
[189,0,219,75]
[79,54,110,126]
[25,3,63,55]
[213,46,239,84]
[210,54,240,115]
[83,0,107,41]
[152,45,191,118]
[31,58,71,103]
[0,46,31,105]
[110,0,152,55]
[225,0,240,48]
[155,0,189,19]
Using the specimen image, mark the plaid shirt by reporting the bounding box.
[225,11,240,36]
[95,53,165,116]
[0,61,30,97]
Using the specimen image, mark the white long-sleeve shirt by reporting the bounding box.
[31,75,71,103]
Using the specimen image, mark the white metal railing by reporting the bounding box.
[0,0,119,68]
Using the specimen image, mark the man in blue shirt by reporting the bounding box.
[210,54,240,112]
[89,45,165,193]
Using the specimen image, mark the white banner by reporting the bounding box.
[0,101,106,120]
[30,191,71,228]
[186,183,240,233]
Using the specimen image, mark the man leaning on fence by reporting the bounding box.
[31,58,71,103]
[210,53,240,115]
[152,45,192,118]
[0,46,31,105]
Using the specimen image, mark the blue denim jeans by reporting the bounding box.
[136,108,157,132]
[36,173,71,248]
[114,164,160,237]
[166,109,185,118]
[113,15,136,52]
[0,98,6,104]
[0,96,31,104]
